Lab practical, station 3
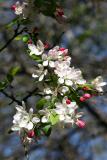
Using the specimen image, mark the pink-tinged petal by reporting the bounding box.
[76,119,85,128]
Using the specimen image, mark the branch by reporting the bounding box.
[1,90,21,105]
[22,87,41,102]
[0,86,43,106]
[0,26,25,53]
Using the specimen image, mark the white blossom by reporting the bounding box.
[59,86,69,95]
[39,109,50,123]
[44,88,53,94]
[91,76,106,92]
[28,40,44,56]
[42,46,70,68]
[32,64,48,81]
[11,102,40,132]
[54,61,86,86]
[14,1,27,16]
[54,97,79,124]
[42,54,55,68]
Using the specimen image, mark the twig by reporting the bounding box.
[1,90,22,105]
[0,26,25,53]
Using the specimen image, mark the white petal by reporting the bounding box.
[32,117,40,123]
[32,73,38,78]
[44,69,48,75]
[37,40,44,53]
[15,106,23,112]
[44,88,52,94]
[42,116,48,123]
[55,109,64,114]
[29,108,33,114]
[13,114,21,121]
[58,78,64,84]
[27,122,33,130]
[65,80,73,86]
[45,96,51,100]
[49,61,55,68]
[11,125,20,131]
[19,121,28,128]
[39,110,46,114]
[60,86,69,93]
[59,115,65,121]
[43,60,48,66]
[99,82,107,87]
[77,79,86,85]
[39,74,44,81]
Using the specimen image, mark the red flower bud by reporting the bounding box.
[57,10,64,16]
[76,119,85,128]
[66,99,71,104]
[11,5,16,11]
[27,130,35,138]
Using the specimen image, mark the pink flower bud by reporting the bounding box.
[27,130,35,138]
[59,48,65,51]
[76,119,85,128]
[80,96,85,102]
[83,93,91,99]
[44,42,50,49]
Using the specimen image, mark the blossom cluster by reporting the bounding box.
[10,0,106,145]
[11,39,106,143]
[11,1,67,22]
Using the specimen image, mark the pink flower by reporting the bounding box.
[76,119,85,128]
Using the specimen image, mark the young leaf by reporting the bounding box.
[42,124,51,136]
[49,113,59,125]
[36,98,47,110]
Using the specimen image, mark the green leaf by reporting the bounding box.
[15,35,22,41]
[29,54,42,62]
[0,66,20,91]
[49,113,59,125]
[6,18,19,29]
[7,66,20,83]
[0,81,7,90]
[35,129,41,137]
[9,66,20,77]
[36,98,47,110]
[6,74,13,83]
[42,124,51,136]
